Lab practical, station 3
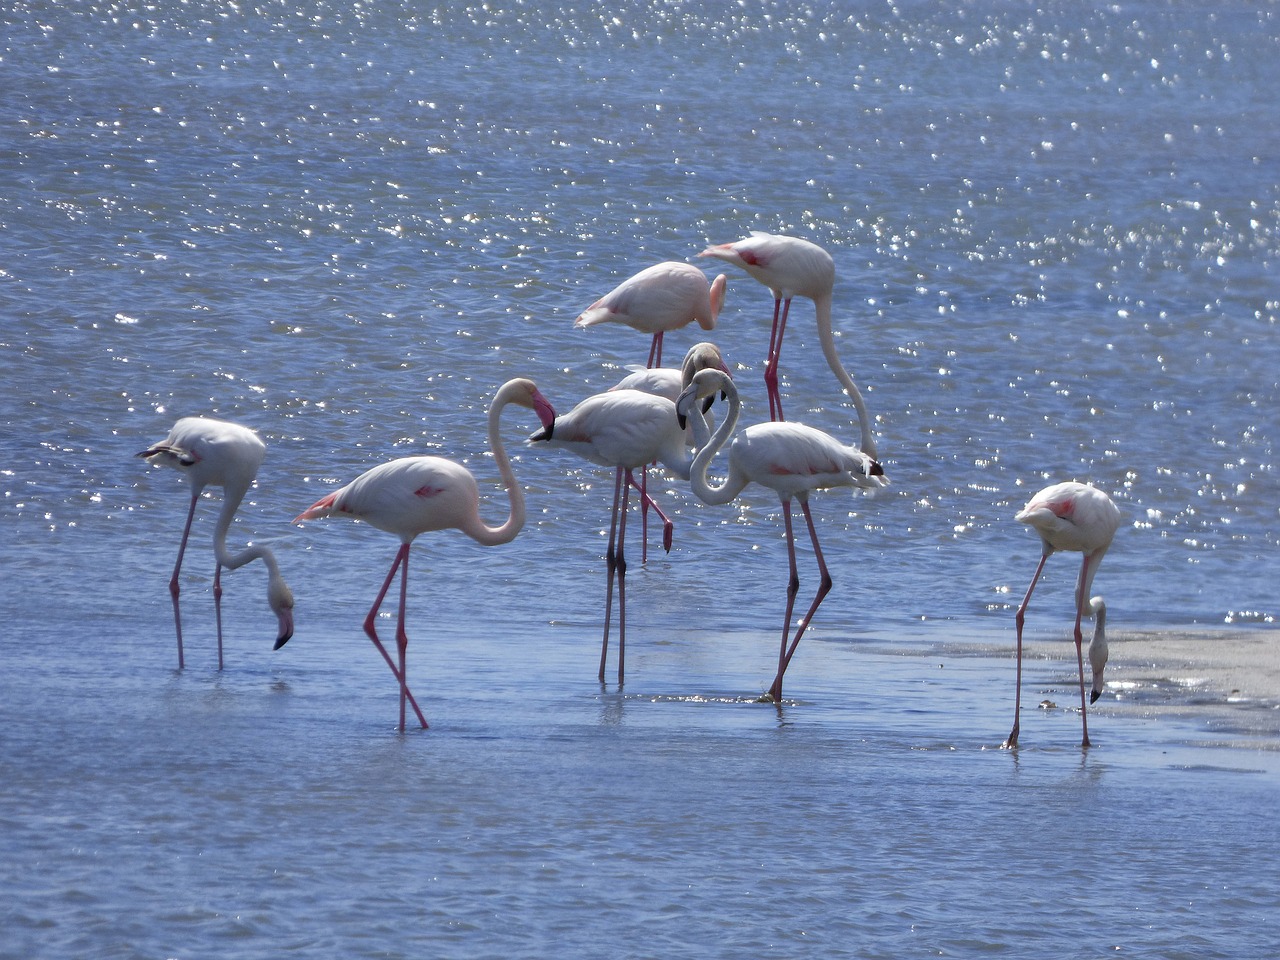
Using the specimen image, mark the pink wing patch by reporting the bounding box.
[1031,496,1074,519]
[413,484,447,499]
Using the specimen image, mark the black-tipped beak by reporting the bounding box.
[677,412,688,431]
[274,630,292,650]
[1090,690,1101,704]
[530,425,553,442]
[869,459,885,477]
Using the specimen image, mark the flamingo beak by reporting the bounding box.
[1090,690,1101,704]
[274,610,294,649]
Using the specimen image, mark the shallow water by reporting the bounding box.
[2,1,1279,957]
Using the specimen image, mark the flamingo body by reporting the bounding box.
[576,261,728,368]
[532,385,704,682]
[699,232,875,451]
[294,378,556,731]
[677,368,884,702]
[1005,480,1121,749]
[700,231,834,302]
[139,416,295,669]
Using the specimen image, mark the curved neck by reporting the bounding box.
[689,381,746,506]
[814,292,877,460]
[213,480,285,579]
[470,387,526,546]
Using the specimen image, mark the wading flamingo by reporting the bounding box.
[699,231,876,448]
[531,384,708,683]
[293,378,556,731]
[575,260,728,369]
[611,340,732,561]
[1004,481,1121,749]
[138,417,295,669]
[676,368,885,703]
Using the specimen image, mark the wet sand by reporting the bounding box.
[1112,626,1280,706]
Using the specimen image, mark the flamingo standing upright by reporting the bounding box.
[293,378,556,731]
[531,384,708,683]
[575,260,728,369]
[1004,481,1121,749]
[699,231,876,449]
[138,416,295,669]
[676,368,886,703]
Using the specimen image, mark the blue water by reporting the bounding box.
[2,1,1279,957]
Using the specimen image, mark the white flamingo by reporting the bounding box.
[699,231,876,450]
[676,368,886,702]
[1005,481,1121,748]
[293,378,556,731]
[138,417,295,669]
[532,384,709,683]
[575,260,728,368]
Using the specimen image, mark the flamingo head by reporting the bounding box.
[270,576,295,649]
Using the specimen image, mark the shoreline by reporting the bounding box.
[1110,626,1280,706]
[893,622,1280,747]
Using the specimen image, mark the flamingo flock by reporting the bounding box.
[139,231,1121,746]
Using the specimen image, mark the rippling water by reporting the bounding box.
[3,2,1278,957]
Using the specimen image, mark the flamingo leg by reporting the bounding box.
[616,472,632,684]
[769,499,802,702]
[766,298,792,422]
[1004,549,1051,749]
[647,331,664,369]
[1074,553,1095,748]
[600,468,625,681]
[639,465,649,565]
[771,499,833,701]
[168,492,199,670]
[397,545,411,733]
[362,543,428,730]
[212,562,225,671]
[628,471,674,555]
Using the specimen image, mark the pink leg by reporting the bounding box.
[600,468,625,681]
[768,499,801,702]
[616,471,632,683]
[363,544,428,730]
[1074,554,1094,748]
[771,499,833,700]
[396,546,410,733]
[766,298,792,422]
[1005,551,1050,749]
[627,471,673,555]
[213,563,225,671]
[647,331,664,369]
[168,493,199,670]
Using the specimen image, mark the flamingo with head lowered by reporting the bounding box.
[139,416,295,670]
[1004,481,1121,749]
[676,367,885,703]
[293,378,556,731]
[699,231,876,451]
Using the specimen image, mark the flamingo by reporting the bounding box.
[610,340,732,561]
[699,231,877,448]
[531,384,709,683]
[575,260,728,369]
[676,368,886,702]
[138,416,295,670]
[292,378,556,731]
[1004,481,1121,749]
